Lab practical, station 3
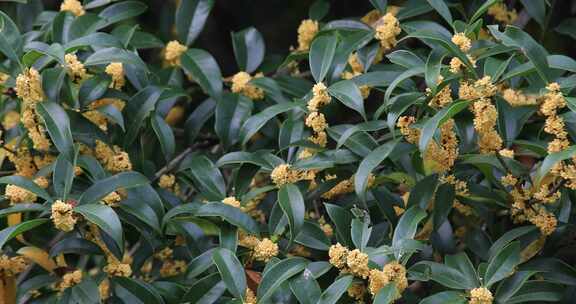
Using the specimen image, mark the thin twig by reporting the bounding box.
[153,147,193,181]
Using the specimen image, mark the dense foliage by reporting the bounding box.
[1,0,576,303]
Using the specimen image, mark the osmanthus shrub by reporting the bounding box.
[0,0,576,303]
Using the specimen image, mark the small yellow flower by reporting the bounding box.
[55,270,83,291]
[164,40,188,67]
[328,243,349,269]
[499,149,514,159]
[105,62,125,89]
[305,111,327,133]
[64,53,87,81]
[159,174,176,189]
[51,200,77,232]
[231,71,265,100]
[2,111,20,129]
[346,249,370,279]
[487,3,517,24]
[500,174,518,187]
[375,13,401,51]
[307,82,331,111]
[297,19,319,51]
[5,184,37,204]
[102,191,122,207]
[222,196,241,208]
[245,288,257,304]
[452,32,472,52]
[0,255,28,277]
[469,287,493,304]
[103,260,132,277]
[159,259,187,277]
[16,68,44,105]
[60,0,85,16]
[253,238,278,262]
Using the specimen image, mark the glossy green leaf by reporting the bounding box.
[317,274,353,304]
[289,270,322,304]
[37,101,75,162]
[84,47,148,72]
[112,277,165,304]
[0,175,52,202]
[187,155,226,200]
[419,100,470,152]
[124,86,165,146]
[176,0,215,45]
[257,257,307,302]
[77,171,149,205]
[0,219,48,249]
[392,206,426,259]
[374,283,398,304]
[328,79,366,119]
[231,27,265,73]
[196,202,260,235]
[309,33,338,83]
[355,140,399,202]
[151,113,176,160]
[74,204,124,253]
[239,101,304,145]
[181,48,223,99]
[485,241,521,287]
[215,93,253,148]
[212,248,246,300]
[278,184,305,246]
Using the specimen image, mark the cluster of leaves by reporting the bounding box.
[0,0,576,303]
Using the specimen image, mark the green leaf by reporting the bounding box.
[392,206,426,259]
[181,273,226,303]
[374,283,398,304]
[336,120,388,149]
[65,32,123,50]
[488,25,550,82]
[239,101,304,146]
[53,150,77,201]
[49,238,103,257]
[317,274,353,304]
[212,248,246,300]
[426,0,453,26]
[84,47,148,72]
[37,101,75,162]
[488,226,537,259]
[485,241,521,287]
[0,175,52,202]
[97,104,125,131]
[78,74,111,108]
[419,100,470,152]
[77,171,149,205]
[278,184,305,246]
[74,204,124,253]
[0,11,22,63]
[384,66,425,105]
[369,0,387,13]
[41,67,67,103]
[176,0,215,45]
[414,261,475,289]
[420,291,467,304]
[295,221,331,250]
[187,155,226,200]
[309,0,330,20]
[289,270,322,304]
[181,49,223,99]
[309,33,338,83]
[328,79,366,119]
[495,271,535,303]
[196,202,260,235]
[351,218,372,251]
[555,18,576,40]
[325,203,352,246]
[535,145,576,185]
[433,183,454,230]
[215,93,253,148]
[355,140,399,202]
[445,252,480,288]
[231,27,265,73]
[112,277,165,304]
[151,113,176,160]
[0,219,48,249]
[97,1,147,27]
[124,86,165,146]
[257,257,307,302]
[407,174,439,209]
[425,50,445,92]
[519,0,546,27]
[468,0,499,25]
[0,204,45,218]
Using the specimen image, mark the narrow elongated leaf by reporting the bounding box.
[257,257,307,302]
[181,49,223,99]
[215,93,253,148]
[151,113,176,160]
[374,283,398,304]
[289,270,321,304]
[197,202,260,235]
[98,1,147,27]
[232,27,265,73]
[37,102,75,162]
[392,206,426,259]
[78,171,149,205]
[239,101,304,145]
[84,47,148,72]
[0,175,52,202]
[124,86,165,146]
[535,145,576,185]
[74,204,123,252]
[112,277,165,304]
[187,155,226,200]
[278,184,305,246]
[328,79,366,119]
[176,0,214,45]
[426,0,452,26]
[420,291,467,304]
[0,219,48,249]
[309,33,338,82]
[317,275,353,304]
[355,140,399,201]
[485,241,521,287]
[212,248,246,300]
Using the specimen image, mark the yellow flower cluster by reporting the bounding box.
[55,270,83,292]
[469,287,493,304]
[510,186,558,236]
[0,255,28,277]
[231,71,265,100]
[449,55,477,74]
[95,140,133,172]
[308,82,331,112]
[321,174,375,199]
[2,111,20,129]
[64,53,87,82]
[318,215,334,237]
[60,0,85,16]
[459,76,497,101]
[164,40,188,67]
[427,76,453,109]
[102,191,122,207]
[440,175,472,216]
[342,70,371,99]
[502,88,538,107]
[328,244,371,279]
[270,164,314,186]
[103,259,132,277]
[15,68,44,105]
[238,233,279,262]
[222,196,241,208]
[540,83,569,153]
[253,238,279,262]
[500,174,518,187]
[105,62,125,89]
[51,200,77,232]
[499,149,514,159]
[5,184,37,204]
[347,282,366,301]
[245,288,257,304]
[297,19,319,51]
[452,32,472,52]
[487,3,517,24]
[368,261,408,298]
[83,98,126,131]
[374,13,401,51]
[158,174,175,189]
[0,72,8,85]
[4,147,37,177]
[21,108,51,151]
